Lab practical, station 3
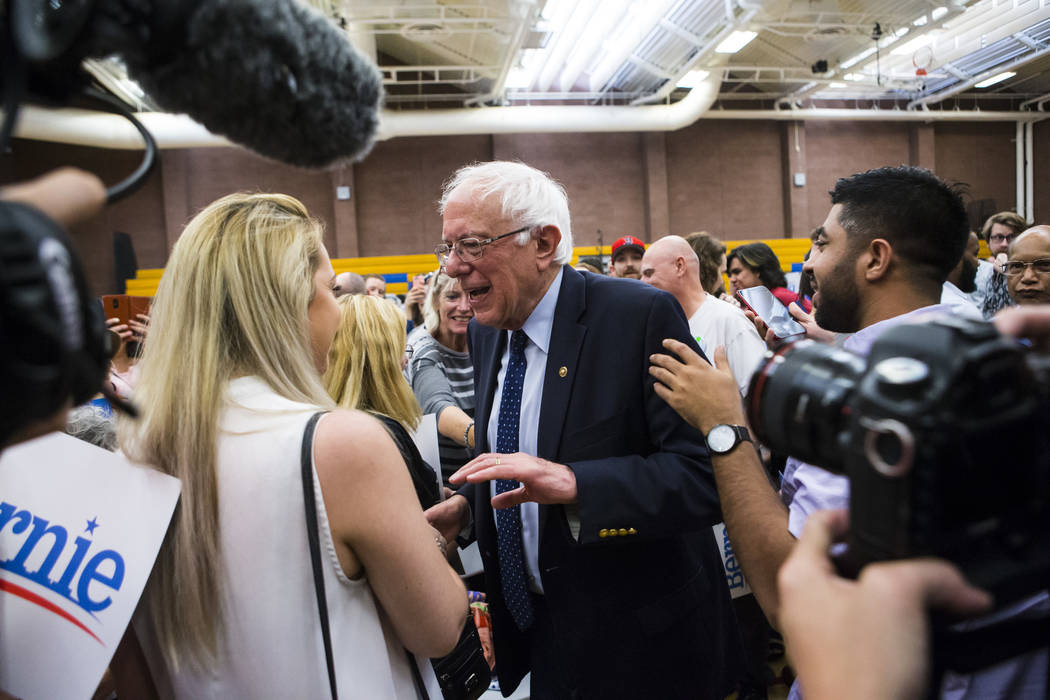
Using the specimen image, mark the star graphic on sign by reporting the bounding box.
[85,517,99,535]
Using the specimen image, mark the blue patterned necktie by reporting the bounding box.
[494,329,534,631]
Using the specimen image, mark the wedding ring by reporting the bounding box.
[496,456,501,465]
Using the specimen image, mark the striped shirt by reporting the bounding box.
[408,333,475,483]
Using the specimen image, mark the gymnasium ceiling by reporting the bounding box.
[90,0,1050,117]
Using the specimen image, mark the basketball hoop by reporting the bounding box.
[913,46,933,77]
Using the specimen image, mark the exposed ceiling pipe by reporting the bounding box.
[1020,91,1050,111]
[9,92,1047,153]
[7,73,720,149]
[380,72,720,136]
[907,43,1050,110]
[706,108,1048,122]
[9,107,233,149]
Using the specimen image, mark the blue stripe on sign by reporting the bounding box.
[791,262,803,272]
[384,273,408,284]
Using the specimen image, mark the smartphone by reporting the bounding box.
[101,294,152,325]
[129,295,151,323]
[100,295,130,325]
[735,286,806,340]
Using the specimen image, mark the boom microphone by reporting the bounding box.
[12,0,384,169]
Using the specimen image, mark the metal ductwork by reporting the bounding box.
[7,72,723,149]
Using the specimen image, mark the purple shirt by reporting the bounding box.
[781,304,1049,700]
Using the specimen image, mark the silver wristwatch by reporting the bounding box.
[705,424,752,455]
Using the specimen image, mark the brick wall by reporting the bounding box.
[2,117,1034,294]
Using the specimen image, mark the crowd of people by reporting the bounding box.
[4,158,1050,700]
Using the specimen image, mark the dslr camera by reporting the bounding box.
[747,314,1050,604]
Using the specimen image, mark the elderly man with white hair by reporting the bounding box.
[425,161,742,699]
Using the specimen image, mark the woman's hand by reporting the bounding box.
[106,317,134,344]
[128,313,150,342]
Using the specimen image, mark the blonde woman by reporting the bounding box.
[116,193,465,698]
[407,271,475,484]
[324,293,440,508]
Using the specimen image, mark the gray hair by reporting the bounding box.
[66,404,117,451]
[439,161,574,265]
[334,271,365,297]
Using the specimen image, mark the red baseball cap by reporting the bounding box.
[611,235,646,261]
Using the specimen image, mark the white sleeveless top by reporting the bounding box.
[137,376,439,699]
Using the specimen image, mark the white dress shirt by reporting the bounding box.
[486,267,564,595]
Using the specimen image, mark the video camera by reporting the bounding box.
[747,314,1050,605]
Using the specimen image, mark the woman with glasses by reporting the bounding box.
[116,193,464,698]
[407,270,476,486]
[977,211,1029,318]
[324,293,440,508]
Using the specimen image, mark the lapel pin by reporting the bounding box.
[558,366,568,378]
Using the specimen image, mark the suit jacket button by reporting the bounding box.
[599,528,609,538]
[628,528,637,535]
[618,528,628,536]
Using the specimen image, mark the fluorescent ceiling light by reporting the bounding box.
[840,46,876,69]
[931,6,949,21]
[534,0,597,92]
[541,0,573,22]
[974,71,1016,88]
[843,73,862,81]
[677,69,710,88]
[588,0,676,91]
[558,0,627,91]
[828,82,847,88]
[506,49,545,88]
[714,30,757,54]
[913,15,928,27]
[894,27,909,38]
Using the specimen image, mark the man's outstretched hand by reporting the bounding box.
[449,453,578,509]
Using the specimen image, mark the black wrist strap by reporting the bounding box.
[301,411,337,700]
[732,425,752,445]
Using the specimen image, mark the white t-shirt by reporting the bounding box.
[688,296,768,395]
[941,281,983,320]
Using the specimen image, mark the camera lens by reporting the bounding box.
[746,340,866,473]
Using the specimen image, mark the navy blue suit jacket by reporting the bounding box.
[465,266,742,698]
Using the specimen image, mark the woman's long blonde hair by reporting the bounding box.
[120,192,335,671]
[324,294,421,430]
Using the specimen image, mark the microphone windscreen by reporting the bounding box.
[123,0,384,169]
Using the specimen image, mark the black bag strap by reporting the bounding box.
[300,411,337,700]
[407,648,430,700]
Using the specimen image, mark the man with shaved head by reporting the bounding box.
[641,235,765,395]
[333,271,365,297]
[1005,225,1050,306]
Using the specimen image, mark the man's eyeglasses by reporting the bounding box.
[990,233,1018,244]
[1001,259,1050,276]
[434,226,530,264]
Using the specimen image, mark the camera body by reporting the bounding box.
[748,314,1050,601]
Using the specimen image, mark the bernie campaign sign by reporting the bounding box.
[0,432,180,698]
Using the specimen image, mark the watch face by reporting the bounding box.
[708,425,736,453]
